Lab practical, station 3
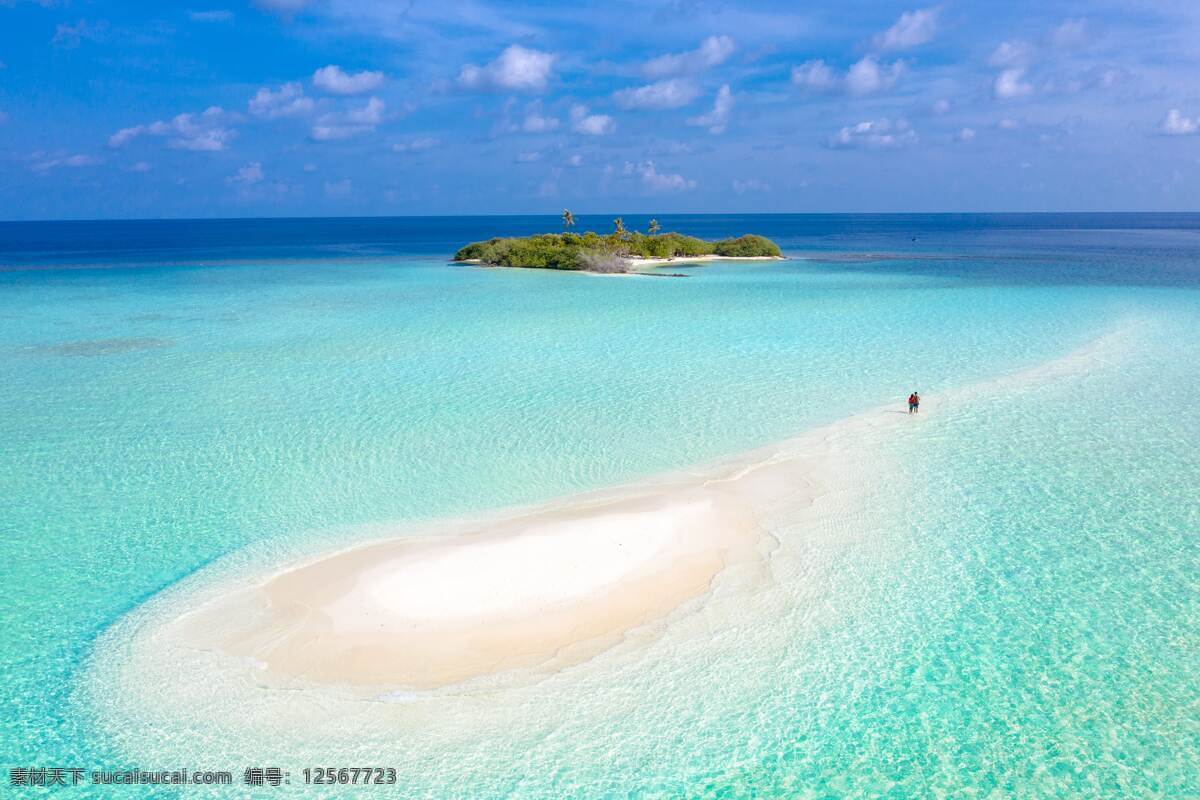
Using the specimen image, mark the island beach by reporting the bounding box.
[623,253,784,269]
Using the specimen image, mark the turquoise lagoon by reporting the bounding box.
[0,215,1197,797]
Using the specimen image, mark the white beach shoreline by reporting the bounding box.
[457,254,784,272]
[623,254,785,269]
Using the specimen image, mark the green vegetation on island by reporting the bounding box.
[453,213,783,272]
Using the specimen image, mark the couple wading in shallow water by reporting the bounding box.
[907,392,921,414]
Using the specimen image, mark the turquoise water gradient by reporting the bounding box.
[0,216,1197,797]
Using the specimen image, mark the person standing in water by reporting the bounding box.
[908,392,920,414]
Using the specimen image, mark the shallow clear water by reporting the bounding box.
[0,215,1197,797]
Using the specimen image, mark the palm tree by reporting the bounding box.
[562,209,575,229]
[648,219,661,236]
[613,217,626,236]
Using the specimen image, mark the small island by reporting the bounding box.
[454,213,783,273]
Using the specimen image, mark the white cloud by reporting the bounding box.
[130,161,152,172]
[642,35,735,78]
[955,127,976,142]
[311,97,384,141]
[458,45,556,92]
[846,56,904,95]
[31,153,103,172]
[614,78,700,110]
[873,7,939,51]
[994,69,1033,99]
[570,104,614,136]
[1050,18,1089,50]
[989,40,1033,68]
[1160,109,1199,136]
[312,65,384,95]
[791,60,838,91]
[248,82,313,118]
[345,97,384,124]
[998,118,1020,130]
[189,10,233,22]
[515,151,541,163]
[108,107,233,151]
[793,56,903,95]
[565,154,584,167]
[393,136,438,152]
[311,125,358,141]
[828,118,917,149]
[522,108,559,133]
[624,160,696,192]
[687,84,733,134]
[932,99,951,115]
[227,161,264,185]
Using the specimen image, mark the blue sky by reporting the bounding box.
[2,0,1200,219]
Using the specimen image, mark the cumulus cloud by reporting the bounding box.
[458,45,556,92]
[248,82,313,118]
[312,65,384,95]
[687,84,733,134]
[847,56,905,95]
[614,78,700,110]
[31,153,103,172]
[109,107,234,151]
[189,10,233,22]
[570,104,614,136]
[624,160,696,192]
[311,97,384,141]
[1050,18,1089,50]
[522,106,559,133]
[227,161,264,185]
[1159,109,1199,136]
[392,136,438,152]
[993,68,1033,99]
[828,118,917,149]
[792,56,903,95]
[989,40,1033,68]
[642,35,735,78]
[791,60,838,92]
[955,127,976,142]
[873,7,939,51]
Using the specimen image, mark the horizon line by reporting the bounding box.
[5,210,1200,225]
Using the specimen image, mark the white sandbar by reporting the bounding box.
[180,487,762,688]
